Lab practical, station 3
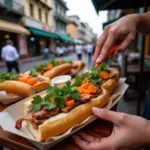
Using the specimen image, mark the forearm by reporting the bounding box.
[136,11,150,34]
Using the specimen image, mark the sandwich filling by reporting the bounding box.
[15,64,118,130]
[0,72,45,86]
[34,58,73,74]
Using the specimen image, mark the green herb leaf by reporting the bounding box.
[29,71,38,77]
[31,95,42,112]
[54,96,65,108]
[34,63,47,72]
[0,72,19,82]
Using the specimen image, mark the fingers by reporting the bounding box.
[93,30,108,62]
[73,135,89,149]
[92,107,128,125]
[96,30,115,63]
[115,33,135,53]
[73,134,113,150]
[78,131,95,142]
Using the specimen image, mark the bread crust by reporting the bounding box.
[0,75,50,97]
[70,60,85,75]
[24,68,119,141]
[43,63,72,79]
[0,81,34,97]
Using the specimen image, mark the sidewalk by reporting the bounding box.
[0,56,44,68]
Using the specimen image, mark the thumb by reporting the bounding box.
[92,107,124,125]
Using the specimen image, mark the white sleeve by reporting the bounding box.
[13,48,19,59]
[1,48,5,59]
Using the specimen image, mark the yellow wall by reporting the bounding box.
[21,0,51,26]
[67,23,78,38]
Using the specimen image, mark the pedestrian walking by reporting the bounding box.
[1,40,20,73]
[86,43,94,63]
[75,44,83,60]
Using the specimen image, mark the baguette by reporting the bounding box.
[70,60,85,75]
[0,75,50,98]
[16,67,120,142]
[43,63,72,79]
[0,81,34,97]
[26,88,109,142]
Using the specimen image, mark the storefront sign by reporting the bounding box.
[17,34,28,56]
[24,17,53,32]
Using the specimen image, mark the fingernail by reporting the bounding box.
[92,107,101,114]
[96,56,103,63]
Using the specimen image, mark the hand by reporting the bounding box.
[94,14,140,63]
[73,107,150,150]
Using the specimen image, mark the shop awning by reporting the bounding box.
[0,19,30,35]
[92,0,150,12]
[103,17,120,29]
[28,27,58,39]
[57,34,73,42]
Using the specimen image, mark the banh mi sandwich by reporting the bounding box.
[0,72,49,98]
[34,58,85,79]
[15,64,119,142]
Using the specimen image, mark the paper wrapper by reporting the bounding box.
[0,78,128,150]
[0,91,22,105]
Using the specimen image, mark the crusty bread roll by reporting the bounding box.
[70,60,85,75]
[32,75,50,93]
[23,68,119,142]
[0,81,34,97]
[43,63,72,79]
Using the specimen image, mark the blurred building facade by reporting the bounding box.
[67,15,96,43]
[21,0,58,57]
[0,0,30,59]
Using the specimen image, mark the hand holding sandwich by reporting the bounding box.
[73,108,150,150]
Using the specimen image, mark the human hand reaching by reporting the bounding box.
[94,14,140,63]
[73,107,150,150]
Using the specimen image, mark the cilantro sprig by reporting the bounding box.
[73,63,108,86]
[29,71,38,77]
[31,95,57,112]
[34,58,72,72]
[0,72,19,82]
[31,81,80,112]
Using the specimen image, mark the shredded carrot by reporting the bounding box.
[65,100,75,107]
[81,82,89,89]
[58,60,62,65]
[100,71,109,80]
[83,89,90,94]
[26,77,37,85]
[22,74,30,79]
[77,87,85,94]
[95,63,100,68]
[18,77,27,83]
[88,85,97,94]
[47,64,53,70]
[50,98,55,104]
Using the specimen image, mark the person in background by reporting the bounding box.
[68,44,74,54]
[1,40,20,73]
[56,43,63,56]
[86,42,94,63]
[62,44,68,55]
[73,12,150,150]
[43,47,49,59]
[75,44,83,60]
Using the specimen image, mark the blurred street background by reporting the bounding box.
[0,0,150,117]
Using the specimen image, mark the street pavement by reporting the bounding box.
[0,53,93,73]
[0,53,143,116]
